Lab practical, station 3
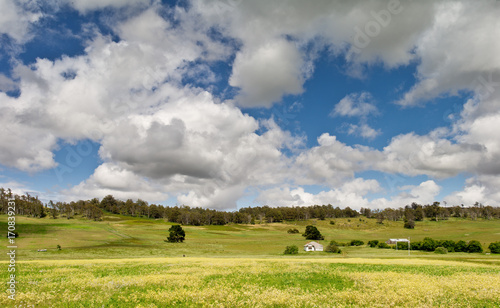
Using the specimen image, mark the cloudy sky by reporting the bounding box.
[1,0,499,210]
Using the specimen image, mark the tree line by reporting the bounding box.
[1,187,499,225]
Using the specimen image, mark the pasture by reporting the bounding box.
[2,257,500,307]
[1,214,499,307]
[1,214,499,260]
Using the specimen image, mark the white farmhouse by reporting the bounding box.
[385,238,410,245]
[304,241,323,252]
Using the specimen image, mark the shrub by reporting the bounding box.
[56,244,62,251]
[455,240,468,252]
[466,240,483,253]
[367,240,379,248]
[325,241,341,253]
[395,242,409,250]
[302,225,324,240]
[287,228,299,234]
[166,225,185,243]
[421,237,437,252]
[440,240,456,252]
[350,240,364,246]
[404,219,415,229]
[377,242,390,249]
[434,247,448,254]
[329,240,348,247]
[410,241,422,250]
[329,220,335,225]
[284,245,299,255]
[488,242,500,254]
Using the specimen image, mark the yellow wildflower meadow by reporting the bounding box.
[1,257,499,307]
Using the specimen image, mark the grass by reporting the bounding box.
[0,214,499,307]
[1,215,499,260]
[1,257,499,307]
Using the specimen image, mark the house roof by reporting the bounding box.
[304,241,323,247]
[388,238,409,242]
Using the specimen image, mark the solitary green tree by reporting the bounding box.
[167,225,185,243]
[302,225,324,240]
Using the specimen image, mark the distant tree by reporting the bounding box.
[267,208,284,223]
[376,213,385,224]
[89,205,103,221]
[317,209,326,220]
[284,245,299,255]
[212,212,226,225]
[466,240,483,253]
[57,244,62,251]
[350,240,364,246]
[36,199,46,218]
[410,241,422,250]
[100,195,117,212]
[360,207,372,218]
[404,219,415,229]
[302,225,324,240]
[414,206,424,221]
[421,237,437,251]
[395,242,409,250]
[168,207,182,223]
[287,228,299,234]
[404,206,415,221]
[367,240,379,248]
[233,212,245,224]
[325,241,341,253]
[63,202,73,219]
[488,242,500,254]
[49,200,58,219]
[167,225,185,243]
[377,242,390,249]
[427,202,441,221]
[329,220,335,225]
[440,240,456,252]
[285,245,299,254]
[343,206,359,218]
[455,240,468,252]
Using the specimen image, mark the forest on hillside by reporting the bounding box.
[1,187,499,226]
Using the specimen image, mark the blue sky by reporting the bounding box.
[1,0,499,210]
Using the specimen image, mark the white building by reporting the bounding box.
[385,238,410,245]
[304,241,323,251]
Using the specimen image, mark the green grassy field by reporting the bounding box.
[1,214,499,260]
[1,214,499,307]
